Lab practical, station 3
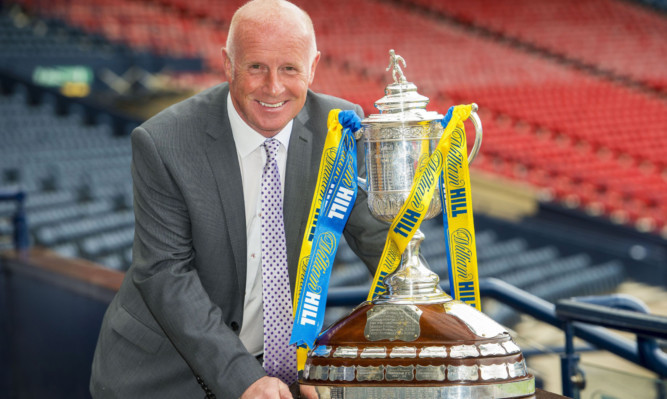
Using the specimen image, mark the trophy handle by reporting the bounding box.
[468,103,483,164]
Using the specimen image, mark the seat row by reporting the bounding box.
[328,217,627,327]
[404,0,667,94]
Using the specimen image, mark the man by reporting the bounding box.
[89,0,387,398]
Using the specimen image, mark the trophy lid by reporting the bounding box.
[363,50,443,123]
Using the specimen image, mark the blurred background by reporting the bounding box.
[0,0,666,397]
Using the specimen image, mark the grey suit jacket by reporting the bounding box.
[90,83,388,398]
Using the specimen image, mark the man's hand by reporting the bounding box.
[300,384,318,399]
[240,376,292,399]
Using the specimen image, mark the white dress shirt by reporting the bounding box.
[227,94,292,356]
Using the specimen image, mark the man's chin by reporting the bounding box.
[252,114,296,136]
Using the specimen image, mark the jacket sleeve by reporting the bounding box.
[342,104,390,275]
[130,126,266,398]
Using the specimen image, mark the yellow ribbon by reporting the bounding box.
[293,109,345,371]
[367,104,478,304]
[443,111,481,310]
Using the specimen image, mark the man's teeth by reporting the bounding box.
[260,101,285,108]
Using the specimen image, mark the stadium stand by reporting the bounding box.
[15,0,661,235]
[1,0,666,396]
[0,0,664,297]
[0,77,136,268]
[403,0,667,94]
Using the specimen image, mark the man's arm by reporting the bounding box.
[130,126,266,398]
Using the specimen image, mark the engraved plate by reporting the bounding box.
[365,305,422,342]
[357,365,384,382]
[502,340,521,354]
[508,360,527,378]
[419,346,448,358]
[389,346,417,358]
[480,364,509,380]
[415,365,446,381]
[361,347,387,359]
[386,365,414,381]
[333,346,358,358]
[479,343,506,356]
[329,366,356,382]
[446,302,508,338]
[448,364,478,381]
[311,345,332,357]
[310,365,329,381]
[450,344,479,358]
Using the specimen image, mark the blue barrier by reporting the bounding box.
[0,189,28,252]
[556,295,667,398]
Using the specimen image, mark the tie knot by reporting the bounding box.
[263,139,280,162]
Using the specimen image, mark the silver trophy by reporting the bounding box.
[300,51,536,398]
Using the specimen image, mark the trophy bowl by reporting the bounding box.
[300,51,535,399]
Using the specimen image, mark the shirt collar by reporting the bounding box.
[228,93,292,158]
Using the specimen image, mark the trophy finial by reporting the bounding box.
[386,49,407,84]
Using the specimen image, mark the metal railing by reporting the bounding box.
[326,277,667,397]
[557,295,667,398]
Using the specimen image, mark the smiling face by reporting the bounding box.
[223,5,320,138]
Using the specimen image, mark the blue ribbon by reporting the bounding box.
[438,107,456,297]
[290,111,359,349]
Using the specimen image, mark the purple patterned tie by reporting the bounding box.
[260,138,297,384]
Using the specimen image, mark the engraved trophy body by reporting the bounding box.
[300,51,536,398]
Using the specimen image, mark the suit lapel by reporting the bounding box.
[204,87,247,295]
[284,103,323,292]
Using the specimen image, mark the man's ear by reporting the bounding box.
[308,51,321,86]
[222,48,233,81]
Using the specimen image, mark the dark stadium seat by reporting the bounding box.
[34,210,134,246]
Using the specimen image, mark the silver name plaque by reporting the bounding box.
[310,365,329,381]
[356,365,384,382]
[415,365,446,381]
[419,346,448,358]
[360,347,387,359]
[502,340,521,354]
[480,364,509,381]
[385,365,414,381]
[449,344,479,358]
[365,305,422,342]
[329,366,356,382]
[311,345,332,357]
[389,346,417,358]
[479,343,506,356]
[508,360,527,378]
[448,364,479,381]
[333,346,358,358]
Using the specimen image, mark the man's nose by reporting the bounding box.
[265,69,284,96]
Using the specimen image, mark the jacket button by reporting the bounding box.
[230,321,239,331]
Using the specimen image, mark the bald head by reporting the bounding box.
[226,0,317,63]
[220,0,321,137]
